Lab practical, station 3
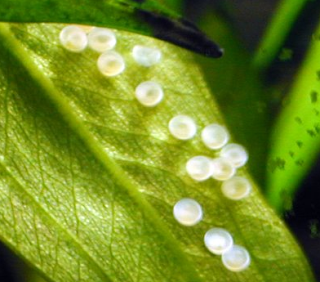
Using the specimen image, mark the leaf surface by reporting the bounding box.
[0,23,315,282]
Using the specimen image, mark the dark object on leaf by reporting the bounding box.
[136,9,224,58]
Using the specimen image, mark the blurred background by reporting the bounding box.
[1,0,320,281]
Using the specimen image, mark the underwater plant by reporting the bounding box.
[0,0,319,281]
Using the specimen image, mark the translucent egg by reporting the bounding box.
[204,228,233,255]
[88,27,116,52]
[132,45,162,67]
[222,245,251,272]
[74,25,94,33]
[135,81,164,107]
[201,124,229,149]
[59,25,88,52]
[221,176,252,200]
[220,144,248,168]
[97,51,125,77]
[173,198,203,226]
[186,156,213,181]
[211,158,236,181]
[169,115,197,140]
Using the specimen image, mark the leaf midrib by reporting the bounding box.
[0,23,203,282]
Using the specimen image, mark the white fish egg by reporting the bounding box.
[201,124,229,149]
[169,115,197,140]
[204,228,233,255]
[220,143,248,168]
[97,51,125,77]
[173,198,203,226]
[221,176,252,200]
[222,245,251,272]
[135,81,164,107]
[186,156,213,181]
[88,27,117,52]
[59,25,88,52]
[74,25,94,33]
[132,45,162,67]
[211,158,236,181]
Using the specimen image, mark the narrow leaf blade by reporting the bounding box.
[267,22,320,213]
[253,0,308,70]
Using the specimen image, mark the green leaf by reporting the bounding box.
[266,21,320,213]
[253,0,308,70]
[158,0,184,13]
[0,0,223,58]
[0,23,315,281]
[0,0,165,30]
[25,264,50,282]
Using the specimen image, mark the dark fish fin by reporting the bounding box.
[136,9,223,58]
[178,18,201,32]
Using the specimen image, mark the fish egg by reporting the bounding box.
[74,25,94,33]
[169,115,197,140]
[132,45,162,66]
[220,143,248,168]
[211,158,236,181]
[97,51,125,77]
[173,198,203,226]
[186,156,213,181]
[221,176,252,200]
[135,81,164,106]
[204,228,233,255]
[59,25,88,52]
[222,245,251,272]
[201,124,229,149]
[88,27,116,52]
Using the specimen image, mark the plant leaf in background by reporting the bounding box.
[0,21,315,282]
[252,0,309,70]
[0,0,223,58]
[159,0,184,13]
[266,21,320,213]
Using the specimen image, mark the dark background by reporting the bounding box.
[1,0,320,281]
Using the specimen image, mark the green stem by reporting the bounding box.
[252,0,308,70]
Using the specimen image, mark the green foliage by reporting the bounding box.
[253,0,309,69]
[0,0,222,58]
[0,0,161,30]
[0,21,315,282]
[0,0,320,281]
[266,21,320,212]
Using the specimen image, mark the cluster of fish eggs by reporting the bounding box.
[59,25,163,106]
[60,25,251,272]
[172,119,251,272]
